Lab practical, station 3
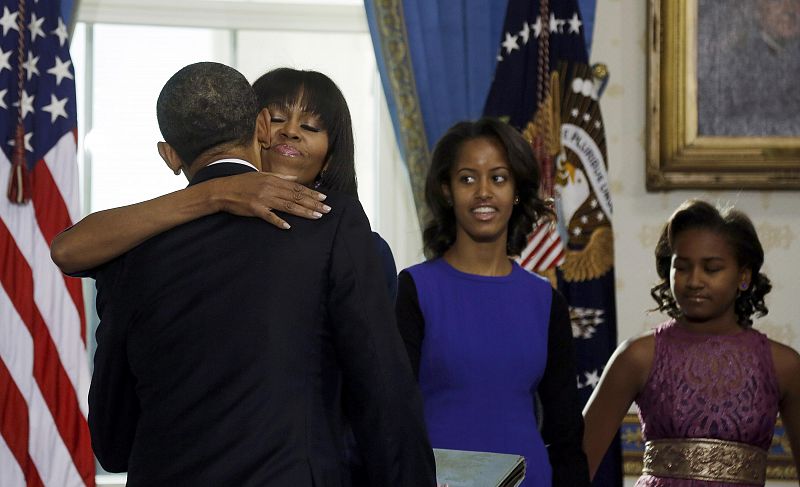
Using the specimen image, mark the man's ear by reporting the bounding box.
[157,142,183,175]
[256,107,271,150]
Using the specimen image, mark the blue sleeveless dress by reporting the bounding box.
[406,258,553,487]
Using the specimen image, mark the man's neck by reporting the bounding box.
[186,147,260,179]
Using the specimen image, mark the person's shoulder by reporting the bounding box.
[613,330,656,370]
[371,231,391,253]
[307,189,368,230]
[512,262,553,290]
[769,338,800,379]
[317,188,360,212]
[402,258,438,274]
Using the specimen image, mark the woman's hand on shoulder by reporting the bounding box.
[207,172,331,229]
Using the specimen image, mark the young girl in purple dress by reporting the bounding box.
[583,199,800,486]
[396,118,589,487]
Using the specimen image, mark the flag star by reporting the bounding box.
[0,88,7,109]
[29,13,46,42]
[572,226,582,236]
[581,215,589,224]
[570,108,579,118]
[0,48,11,74]
[583,113,591,122]
[42,94,68,122]
[596,212,605,221]
[590,199,598,208]
[52,17,69,46]
[8,131,34,152]
[0,7,19,36]
[501,32,519,54]
[584,369,601,389]
[47,57,73,85]
[519,21,530,44]
[576,375,584,389]
[531,16,543,39]
[549,13,561,33]
[568,12,583,34]
[594,120,602,129]
[13,89,35,118]
[23,52,40,80]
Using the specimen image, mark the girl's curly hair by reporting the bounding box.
[650,199,771,327]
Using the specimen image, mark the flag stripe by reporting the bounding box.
[519,228,547,262]
[0,288,48,487]
[519,228,548,264]
[0,359,40,487]
[536,242,564,271]
[33,147,87,343]
[41,132,80,225]
[0,222,93,485]
[0,157,90,416]
[0,431,28,487]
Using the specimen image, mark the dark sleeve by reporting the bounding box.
[327,199,435,487]
[87,259,139,472]
[371,232,398,303]
[537,289,591,487]
[395,271,424,380]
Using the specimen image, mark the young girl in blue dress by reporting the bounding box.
[396,117,590,487]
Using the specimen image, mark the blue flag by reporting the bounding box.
[483,1,621,486]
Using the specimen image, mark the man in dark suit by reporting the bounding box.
[88,62,435,486]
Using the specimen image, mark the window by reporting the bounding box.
[73,0,421,262]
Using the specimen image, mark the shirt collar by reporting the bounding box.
[207,158,258,171]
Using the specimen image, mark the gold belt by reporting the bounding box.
[642,438,767,485]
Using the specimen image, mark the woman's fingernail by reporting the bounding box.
[322,205,331,213]
[317,193,327,201]
[312,212,323,218]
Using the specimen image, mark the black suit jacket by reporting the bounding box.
[88,162,435,487]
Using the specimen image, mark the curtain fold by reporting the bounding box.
[365,0,506,225]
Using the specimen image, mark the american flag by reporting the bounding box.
[0,1,94,486]
[483,0,621,485]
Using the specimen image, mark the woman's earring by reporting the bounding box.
[513,195,520,205]
[740,282,749,291]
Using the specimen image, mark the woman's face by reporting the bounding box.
[263,100,329,185]
[445,136,516,246]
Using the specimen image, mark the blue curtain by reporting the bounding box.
[578,0,596,54]
[365,0,597,222]
[365,0,506,221]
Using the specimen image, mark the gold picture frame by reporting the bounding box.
[646,0,800,190]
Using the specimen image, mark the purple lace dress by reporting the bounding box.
[634,320,781,486]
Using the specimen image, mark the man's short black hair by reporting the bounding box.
[156,62,259,166]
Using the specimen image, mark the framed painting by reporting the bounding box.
[646,0,800,190]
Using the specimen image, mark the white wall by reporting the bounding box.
[592,1,798,485]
